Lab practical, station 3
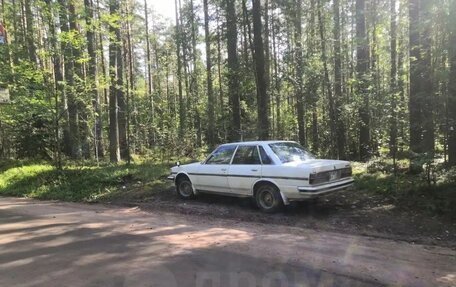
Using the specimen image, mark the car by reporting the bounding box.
[167,141,354,213]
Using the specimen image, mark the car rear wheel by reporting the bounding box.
[255,184,283,213]
[176,177,195,199]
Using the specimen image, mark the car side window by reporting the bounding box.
[259,146,273,164]
[206,145,237,164]
[232,146,261,165]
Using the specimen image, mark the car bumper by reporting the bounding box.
[167,174,175,181]
[283,178,354,201]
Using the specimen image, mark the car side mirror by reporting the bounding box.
[176,161,180,167]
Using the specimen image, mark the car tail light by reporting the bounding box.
[341,167,352,178]
[309,172,331,184]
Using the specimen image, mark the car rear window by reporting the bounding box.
[269,142,315,163]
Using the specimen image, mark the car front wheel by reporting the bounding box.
[255,184,283,213]
[176,177,195,199]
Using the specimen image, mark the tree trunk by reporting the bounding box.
[293,0,305,146]
[24,0,36,63]
[175,0,185,139]
[216,5,224,139]
[252,0,269,140]
[389,0,398,160]
[56,0,71,156]
[69,0,89,158]
[96,0,108,110]
[448,0,456,166]
[179,0,191,139]
[308,0,319,152]
[190,0,202,147]
[85,0,104,158]
[144,0,154,147]
[271,2,282,138]
[226,0,241,141]
[241,0,249,66]
[397,0,406,151]
[264,0,270,113]
[356,0,370,161]
[125,0,134,160]
[44,0,62,167]
[113,2,127,161]
[420,0,434,153]
[59,0,81,159]
[204,0,215,148]
[333,0,346,159]
[108,0,120,162]
[409,0,422,153]
[317,0,337,157]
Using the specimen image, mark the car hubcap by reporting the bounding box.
[179,181,193,197]
[260,189,274,209]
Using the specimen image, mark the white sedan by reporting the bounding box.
[168,141,354,212]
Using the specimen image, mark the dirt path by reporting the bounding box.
[108,185,456,248]
[0,197,455,287]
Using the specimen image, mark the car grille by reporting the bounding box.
[309,167,352,185]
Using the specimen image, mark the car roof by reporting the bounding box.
[218,140,296,147]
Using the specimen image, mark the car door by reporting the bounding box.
[195,145,237,193]
[228,145,262,196]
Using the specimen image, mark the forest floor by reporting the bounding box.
[1,159,455,248]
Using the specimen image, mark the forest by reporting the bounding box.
[0,0,455,215]
[0,0,455,165]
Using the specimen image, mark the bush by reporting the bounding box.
[366,157,409,174]
[355,158,456,219]
[437,166,456,185]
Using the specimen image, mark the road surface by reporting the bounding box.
[0,197,454,287]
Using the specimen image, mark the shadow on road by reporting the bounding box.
[0,202,385,287]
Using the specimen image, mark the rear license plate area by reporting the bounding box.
[329,171,340,181]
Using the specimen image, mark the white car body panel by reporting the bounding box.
[169,141,354,204]
[227,164,262,195]
[193,163,230,193]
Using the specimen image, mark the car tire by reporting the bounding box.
[255,184,283,213]
[176,177,195,199]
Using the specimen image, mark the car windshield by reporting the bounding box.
[269,142,315,163]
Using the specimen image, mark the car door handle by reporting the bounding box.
[221,168,227,171]
[251,169,258,172]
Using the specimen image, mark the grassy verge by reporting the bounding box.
[0,159,172,202]
[1,157,455,219]
[353,159,456,219]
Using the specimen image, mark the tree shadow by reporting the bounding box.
[146,190,344,220]
[0,200,386,287]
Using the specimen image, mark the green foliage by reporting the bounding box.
[0,0,454,213]
[366,157,409,174]
[437,166,456,185]
[0,160,170,202]
[0,59,55,159]
[355,158,456,219]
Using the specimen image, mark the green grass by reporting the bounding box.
[0,159,171,202]
[353,158,456,219]
[0,157,454,219]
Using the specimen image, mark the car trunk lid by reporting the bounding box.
[284,159,352,184]
[284,159,350,172]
